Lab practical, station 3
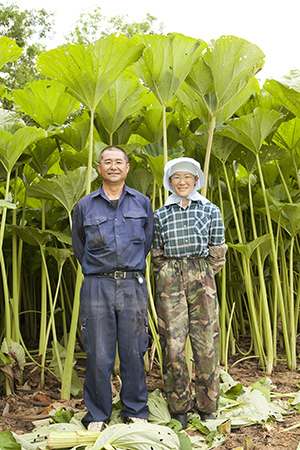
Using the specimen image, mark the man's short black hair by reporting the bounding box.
[98,146,129,164]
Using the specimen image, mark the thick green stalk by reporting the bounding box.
[255,154,293,369]
[289,148,300,194]
[17,193,27,311]
[248,176,273,374]
[219,264,228,365]
[61,213,83,399]
[224,302,236,372]
[201,115,215,198]
[39,200,47,388]
[59,283,68,349]
[159,187,163,208]
[223,164,266,368]
[217,176,227,364]
[162,104,168,202]
[61,265,83,400]
[86,108,95,196]
[40,248,64,380]
[294,276,300,334]
[0,246,12,396]
[46,430,98,448]
[0,171,10,251]
[0,170,12,359]
[271,221,281,364]
[151,180,156,212]
[0,248,11,348]
[145,254,157,328]
[289,236,296,356]
[226,228,246,337]
[12,169,19,343]
[232,164,246,243]
[148,311,163,375]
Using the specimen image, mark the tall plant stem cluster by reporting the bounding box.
[0,33,300,400]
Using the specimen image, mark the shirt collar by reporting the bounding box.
[90,184,136,200]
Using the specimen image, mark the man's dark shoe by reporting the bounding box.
[172,413,187,429]
[200,412,215,421]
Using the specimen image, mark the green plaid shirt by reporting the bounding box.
[153,200,225,258]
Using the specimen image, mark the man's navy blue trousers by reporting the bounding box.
[80,274,149,426]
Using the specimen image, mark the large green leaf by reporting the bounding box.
[143,154,164,188]
[0,200,17,211]
[126,167,153,195]
[179,36,264,123]
[56,120,90,152]
[0,36,22,69]
[136,106,174,143]
[1,338,26,371]
[131,33,206,106]
[227,234,272,260]
[197,132,241,164]
[264,70,300,118]
[258,144,287,166]
[281,203,300,236]
[180,65,260,123]
[10,226,52,247]
[93,423,180,450]
[204,36,264,106]
[273,117,300,154]
[0,109,25,133]
[0,127,47,172]
[237,86,292,117]
[26,166,98,213]
[95,71,148,136]
[46,247,73,266]
[176,79,211,123]
[218,107,282,153]
[24,137,59,177]
[37,35,145,111]
[140,142,183,188]
[110,116,144,146]
[0,430,20,450]
[147,389,171,424]
[13,80,80,129]
[218,388,284,426]
[46,230,72,246]
[227,142,257,174]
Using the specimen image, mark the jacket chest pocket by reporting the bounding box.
[123,210,147,243]
[83,217,108,250]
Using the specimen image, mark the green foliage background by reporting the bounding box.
[1,24,300,401]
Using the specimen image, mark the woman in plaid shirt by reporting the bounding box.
[151,157,227,429]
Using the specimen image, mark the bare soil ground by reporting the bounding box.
[1,346,300,449]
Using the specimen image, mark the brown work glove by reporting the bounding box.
[151,248,166,275]
[206,243,228,275]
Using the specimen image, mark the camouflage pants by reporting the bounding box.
[155,258,219,414]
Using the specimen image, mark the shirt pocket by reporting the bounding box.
[194,215,210,243]
[123,210,147,243]
[83,217,108,250]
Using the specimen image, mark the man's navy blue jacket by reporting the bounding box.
[72,184,154,274]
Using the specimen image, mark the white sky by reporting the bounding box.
[11,0,300,83]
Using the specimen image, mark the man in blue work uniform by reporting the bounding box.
[72,146,154,432]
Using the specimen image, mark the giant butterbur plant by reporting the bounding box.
[0,33,300,403]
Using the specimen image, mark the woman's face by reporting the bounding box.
[169,171,198,198]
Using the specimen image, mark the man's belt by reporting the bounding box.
[99,270,142,280]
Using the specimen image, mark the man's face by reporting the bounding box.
[97,149,129,184]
